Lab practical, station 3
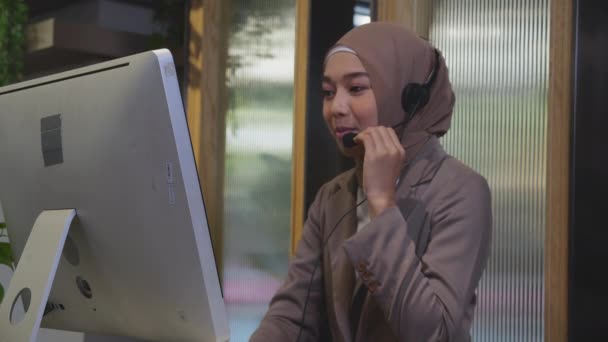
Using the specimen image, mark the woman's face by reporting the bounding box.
[322,52,378,156]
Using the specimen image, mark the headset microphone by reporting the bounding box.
[342,132,359,148]
[341,119,407,148]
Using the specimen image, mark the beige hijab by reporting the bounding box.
[328,22,455,164]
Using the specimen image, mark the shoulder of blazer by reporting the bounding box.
[322,168,357,198]
[433,156,489,190]
[423,155,491,221]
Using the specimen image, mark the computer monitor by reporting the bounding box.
[0,49,230,341]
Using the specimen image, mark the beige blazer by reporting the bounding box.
[250,137,492,342]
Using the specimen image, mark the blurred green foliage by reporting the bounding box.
[149,0,292,55]
[150,0,294,132]
[0,222,15,304]
[0,0,28,86]
[224,152,292,276]
[227,82,294,135]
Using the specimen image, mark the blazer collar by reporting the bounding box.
[399,136,447,190]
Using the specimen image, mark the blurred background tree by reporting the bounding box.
[0,0,28,86]
[150,0,293,132]
[150,0,292,51]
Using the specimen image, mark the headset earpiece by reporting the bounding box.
[401,83,430,114]
[400,49,441,117]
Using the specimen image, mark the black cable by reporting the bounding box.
[295,197,368,342]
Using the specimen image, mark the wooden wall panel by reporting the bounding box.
[187,0,231,274]
[376,0,432,39]
[290,0,310,254]
[545,0,572,340]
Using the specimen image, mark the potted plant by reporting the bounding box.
[0,0,28,303]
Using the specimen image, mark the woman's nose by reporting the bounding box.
[330,90,349,117]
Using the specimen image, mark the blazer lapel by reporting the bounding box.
[354,137,448,341]
[324,173,358,342]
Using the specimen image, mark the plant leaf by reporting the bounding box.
[0,284,4,304]
[0,242,14,268]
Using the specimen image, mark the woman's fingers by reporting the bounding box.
[355,129,376,154]
[377,126,399,156]
[357,126,404,216]
[360,126,404,161]
[386,127,406,160]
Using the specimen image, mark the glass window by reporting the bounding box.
[431,1,548,340]
[223,2,296,340]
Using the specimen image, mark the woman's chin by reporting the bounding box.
[337,142,364,159]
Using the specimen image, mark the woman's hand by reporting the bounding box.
[355,126,406,217]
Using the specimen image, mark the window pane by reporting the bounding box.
[223,2,296,341]
[430,1,548,341]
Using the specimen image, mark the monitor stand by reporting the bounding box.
[0,209,76,342]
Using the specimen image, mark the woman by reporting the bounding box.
[250,22,492,342]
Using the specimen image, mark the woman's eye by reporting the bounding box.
[321,89,335,98]
[350,85,368,93]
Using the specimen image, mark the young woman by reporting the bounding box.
[251,22,492,342]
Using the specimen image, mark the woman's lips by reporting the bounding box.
[335,127,358,139]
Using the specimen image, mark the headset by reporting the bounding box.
[400,48,441,122]
[342,48,441,148]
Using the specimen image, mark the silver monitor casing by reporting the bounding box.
[0,49,230,342]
